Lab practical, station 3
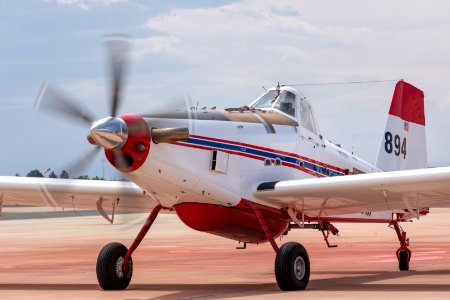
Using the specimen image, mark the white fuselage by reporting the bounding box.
[127,113,379,212]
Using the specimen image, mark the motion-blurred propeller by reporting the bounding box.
[105,35,130,117]
[34,35,194,224]
[66,146,101,178]
[34,82,96,126]
[34,35,132,176]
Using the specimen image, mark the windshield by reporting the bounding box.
[251,90,278,109]
[273,90,296,117]
[251,90,296,117]
[300,99,316,133]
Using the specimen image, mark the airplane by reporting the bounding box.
[2,37,450,291]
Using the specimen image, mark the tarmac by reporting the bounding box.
[1,206,450,299]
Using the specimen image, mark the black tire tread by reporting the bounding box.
[275,241,310,291]
[96,242,132,290]
[398,250,409,271]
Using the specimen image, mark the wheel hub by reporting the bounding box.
[294,256,306,280]
[115,256,124,279]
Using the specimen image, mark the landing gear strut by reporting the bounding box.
[96,204,163,290]
[390,221,411,271]
[243,200,310,290]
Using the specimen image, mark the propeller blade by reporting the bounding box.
[67,146,101,178]
[142,93,197,125]
[34,82,97,126]
[144,93,195,115]
[105,35,130,117]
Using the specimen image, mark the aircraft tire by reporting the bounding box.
[398,250,410,271]
[275,241,310,290]
[96,242,133,290]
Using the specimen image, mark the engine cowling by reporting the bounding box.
[104,114,151,173]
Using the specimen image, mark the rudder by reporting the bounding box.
[375,80,426,171]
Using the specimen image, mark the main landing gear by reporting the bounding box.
[96,204,163,290]
[275,242,310,290]
[390,221,411,271]
[243,200,310,291]
[96,242,132,290]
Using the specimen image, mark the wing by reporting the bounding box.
[0,176,156,212]
[253,166,450,217]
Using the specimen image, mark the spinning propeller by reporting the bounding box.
[34,36,131,175]
[35,36,189,177]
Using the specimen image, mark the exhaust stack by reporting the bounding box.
[151,127,189,144]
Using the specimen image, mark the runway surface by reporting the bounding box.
[1,206,450,299]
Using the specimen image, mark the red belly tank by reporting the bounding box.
[174,201,289,244]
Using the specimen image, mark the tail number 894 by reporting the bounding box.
[384,132,407,159]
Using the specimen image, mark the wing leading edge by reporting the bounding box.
[253,166,450,217]
[0,176,156,212]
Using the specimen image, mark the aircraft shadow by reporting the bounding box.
[0,270,449,299]
[0,209,135,221]
[309,269,450,291]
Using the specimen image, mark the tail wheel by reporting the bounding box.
[96,242,133,290]
[398,250,410,271]
[275,241,310,291]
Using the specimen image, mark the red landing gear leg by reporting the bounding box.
[390,221,411,271]
[123,204,163,272]
[243,200,310,291]
[96,204,163,290]
[243,200,279,252]
[318,221,339,248]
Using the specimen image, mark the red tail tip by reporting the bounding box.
[388,80,425,125]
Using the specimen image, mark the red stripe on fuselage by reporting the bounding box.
[173,139,328,178]
[190,134,347,174]
[172,141,267,163]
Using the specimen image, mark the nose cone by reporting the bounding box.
[90,117,128,150]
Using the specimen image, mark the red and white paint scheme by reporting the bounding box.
[376,80,427,171]
[2,40,450,291]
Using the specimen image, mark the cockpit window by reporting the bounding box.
[250,89,319,135]
[300,99,317,133]
[251,90,296,117]
[273,90,296,117]
[251,90,277,109]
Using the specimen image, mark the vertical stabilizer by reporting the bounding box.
[375,80,426,171]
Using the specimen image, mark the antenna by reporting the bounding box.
[101,159,105,179]
[285,79,400,87]
[352,136,355,155]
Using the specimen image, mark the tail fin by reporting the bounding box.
[375,80,427,171]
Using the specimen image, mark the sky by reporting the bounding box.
[1,0,450,178]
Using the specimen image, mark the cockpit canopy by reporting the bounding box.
[250,87,319,134]
[251,90,296,117]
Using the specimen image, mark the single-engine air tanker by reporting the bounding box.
[1,38,449,291]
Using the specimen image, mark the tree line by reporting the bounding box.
[16,169,104,180]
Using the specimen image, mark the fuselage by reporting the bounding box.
[130,111,378,203]
[122,87,382,243]
[128,87,379,207]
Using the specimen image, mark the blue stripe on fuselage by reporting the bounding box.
[181,137,344,177]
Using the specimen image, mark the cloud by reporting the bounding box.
[133,36,182,59]
[45,0,128,10]
[130,0,450,163]
[139,1,450,79]
[143,2,320,63]
[139,1,450,86]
